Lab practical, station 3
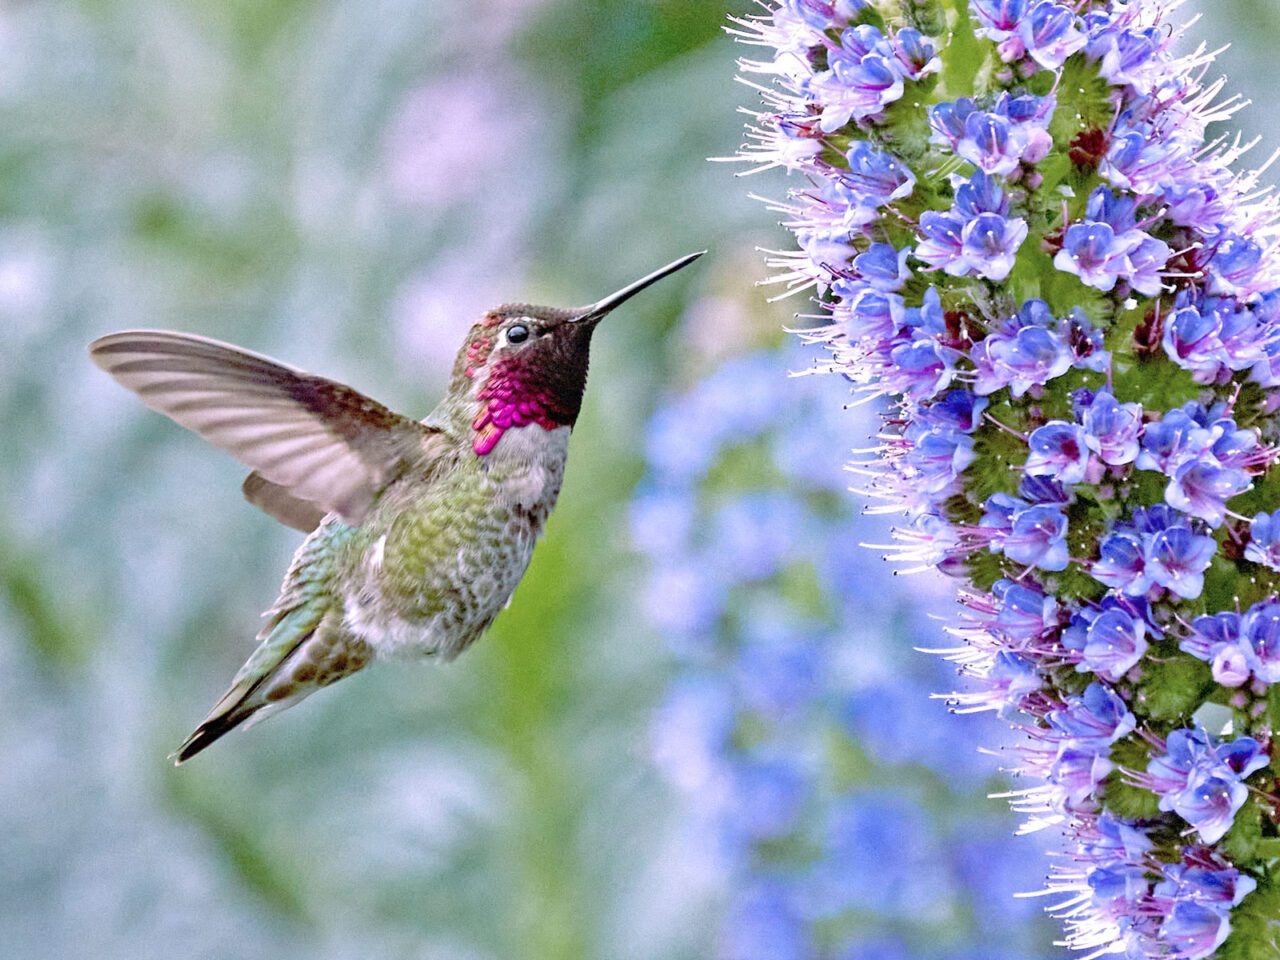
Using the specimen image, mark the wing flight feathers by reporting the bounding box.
[90,330,435,525]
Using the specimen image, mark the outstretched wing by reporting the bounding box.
[89,329,437,526]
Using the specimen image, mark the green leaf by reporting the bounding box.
[1102,736,1161,819]
[941,0,986,96]
[1134,653,1213,724]
[1217,873,1280,960]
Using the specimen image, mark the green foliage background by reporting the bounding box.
[0,1,1271,958]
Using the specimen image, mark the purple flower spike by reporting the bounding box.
[1245,511,1280,571]
[1025,421,1090,484]
[735,1,1280,953]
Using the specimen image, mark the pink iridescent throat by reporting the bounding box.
[470,362,564,455]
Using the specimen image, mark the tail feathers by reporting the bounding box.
[171,606,372,765]
[172,706,257,765]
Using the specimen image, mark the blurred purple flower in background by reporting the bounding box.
[635,341,1059,958]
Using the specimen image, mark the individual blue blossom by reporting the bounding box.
[1024,421,1090,484]
[1045,683,1136,749]
[989,579,1059,644]
[928,94,1053,176]
[1102,122,1193,197]
[1245,510,1280,571]
[1054,187,1172,297]
[1203,233,1271,299]
[1164,458,1251,528]
[1180,612,1251,688]
[1091,530,1151,595]
[843,142,916,208]
[813,25,904,131]
[1017,1,1086,69]
[1002,503,1069,571]
[1153,860,1256,957]
[1242,599,1280,684]
[889,29,941,80]
[971,317,1073,397]
[969,0,1027,45]
[854,242,911,292]
[1162,291,1273,382]
[777,0,865,32]
[1079,389,1143,465]
[915,172,1028,281]
[1145,524,1217,599]
[833,282,902,341]
[1062,607,1148,682]
[1144,729,1267,843]
[1135,404,1214,475]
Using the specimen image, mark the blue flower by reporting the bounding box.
[844,141,916,206]
[855,242,912,292]
[990,579,1059,643]
[1080,390,1143,465]
[1144,730,1267,843]
[970,0,1028,44]
[890,28,941,79]
[973,318,1074,397]
[1158,901,1233,959]
[1053,188,1171,296]
[1245,510,1280,571]
[1165,458,1250,528]
[1145,524,1217,599]
[1181,612,1250,687]
[1242,600,1280,684]
[1204,234,1268,299]
[1092,531,1151,595]
[1046,683,1136,748]
[1018,1,1086,69]
[1025,421,1091,484]
[736,0,1280,952]
[1063,608,1148,681]
[1003,503,1070,571]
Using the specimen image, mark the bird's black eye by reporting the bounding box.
[507,323,530,344]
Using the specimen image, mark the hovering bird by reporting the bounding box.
[90,252,704,763]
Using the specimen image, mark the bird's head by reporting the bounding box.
[449,252,703,455]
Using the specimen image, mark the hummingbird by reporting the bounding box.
[90,251,703,763]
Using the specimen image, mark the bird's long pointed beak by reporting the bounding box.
[574,251,706,323]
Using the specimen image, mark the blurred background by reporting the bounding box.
[0,1,1272,958]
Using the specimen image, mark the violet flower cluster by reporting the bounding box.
[736,1,1280,957]
[636,345,1059,959]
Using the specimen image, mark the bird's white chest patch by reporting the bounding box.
[485,424,571,511]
